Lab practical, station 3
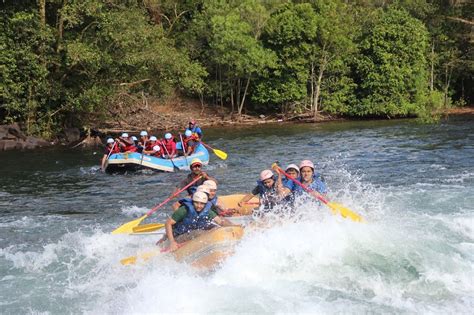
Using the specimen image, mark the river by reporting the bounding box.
[1,116,473,314]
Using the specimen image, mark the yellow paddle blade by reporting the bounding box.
[132,223,165,233]
[111,215,147,235]
[121,249,161,265]
[327,202,364,222]
[213,149,227,160]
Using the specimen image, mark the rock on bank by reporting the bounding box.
[0,124,51,151]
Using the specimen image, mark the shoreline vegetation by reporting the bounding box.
[2,1,472,146]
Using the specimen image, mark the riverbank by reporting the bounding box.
[2,96,472,151]
[98,97,341,135]
[98,96,474,134]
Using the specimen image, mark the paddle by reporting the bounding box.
[160,140,180,172]
[139,140,147,166]
[111,175,203,234]
[102,141,117,172]
[272,164,364,222]
[121,243,185,265]
[132,223,165,233]
[200,141,228,160]
[179,133,189,166]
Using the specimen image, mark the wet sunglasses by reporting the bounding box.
[191,164,202,169]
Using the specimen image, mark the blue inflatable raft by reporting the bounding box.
[105,142,209,173]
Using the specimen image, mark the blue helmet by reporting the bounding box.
[165,133,172,140]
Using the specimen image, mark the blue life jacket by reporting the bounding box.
[293,173,327,195]
[256,176,279,209]
[209,196,218,207]
[282,177,296,191]
[185,177,206,195]
[281,177,296,203]
[173,198,214,236]
[189,126,202,137]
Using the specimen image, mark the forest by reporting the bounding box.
[1,0,472,137]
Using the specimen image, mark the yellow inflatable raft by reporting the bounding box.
[172,226,244,270]
[121,226,244,269]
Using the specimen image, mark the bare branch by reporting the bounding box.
[118,79,150,87]
[445,16,474,25]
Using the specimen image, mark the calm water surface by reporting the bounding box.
[1,117,473,314]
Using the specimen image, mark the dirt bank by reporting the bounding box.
[97,96,338,135]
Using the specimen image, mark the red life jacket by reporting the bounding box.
[123,143,137,152]
[145,142,157,151]
[161,139,176,155]
[106,144,120,155]
[184,135,199,154]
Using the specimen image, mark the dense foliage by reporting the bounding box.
[1,0,472,136]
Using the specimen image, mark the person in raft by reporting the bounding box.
[274,163,300,204]
[101,138,120,171]
[116,133,137,153]
[238,169,282,211]
[160,132,177,159]
[194,181,229,215]
[142,136,160,156]
[182,129,200,155]
[164,191,234,251]
[187,119,203,139]
[174,158,217,196]
[137,130,149,153]
[277,160,327,202]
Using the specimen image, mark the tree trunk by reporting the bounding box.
[57,1,67,53]
[430,41,435,92]
[218,66,223,110]
[230,84,235,114]
[444,63,452,106]
[313,57,327,117]
[38,0,46,26]
[238,77,251,116]
[236,78,241,115]
[310,61,315,111]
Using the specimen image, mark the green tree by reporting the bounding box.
[253,2,318,112]
[353,7,430,117]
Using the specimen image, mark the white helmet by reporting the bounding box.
[192,191,208,203]
[131,136,138,141]
[149,136,157,141]
[286,164,300,173]
[203,180,217,190]
[152,145,161,152]
[185,129,192,137]
[260,169,274,181]
[107,138,114,144]
[121,132,129,138]
[140,131,148,136]
[165,133,172,140]
[196,185,211,195]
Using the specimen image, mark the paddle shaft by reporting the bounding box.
[200,141,228,160]
[106,141,117,160]
[145,175,202,217]
[160,140,179,170]
[274,165,329,205]
[200,141,215,151]
[140,140,147,165]
[179,133,189,165]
